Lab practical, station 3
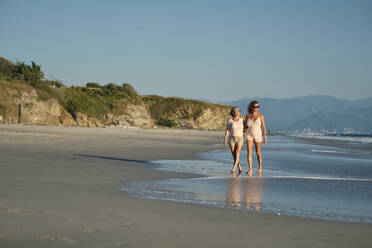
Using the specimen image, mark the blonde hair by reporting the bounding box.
[230,106,239,117]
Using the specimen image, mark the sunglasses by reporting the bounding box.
[253,105,260,108]
[232,110,240,113]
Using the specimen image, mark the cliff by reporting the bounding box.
[0,80,231,130]
[0,57,231,130]
[143,95,230,131]
[0,81,74,126]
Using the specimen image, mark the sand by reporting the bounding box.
[0,124,371,248]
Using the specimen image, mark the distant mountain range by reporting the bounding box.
[220,95,372,132]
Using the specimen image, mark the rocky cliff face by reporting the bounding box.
[0,81,231,130]
[73,103,155,128]
[0,83,75,126]
[109,103,155,128]
[169,105,230,131]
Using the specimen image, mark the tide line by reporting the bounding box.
[179,175,372,182]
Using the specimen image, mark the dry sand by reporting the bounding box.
[0,124,371,248]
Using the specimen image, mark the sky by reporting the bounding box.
[1,0,371,101]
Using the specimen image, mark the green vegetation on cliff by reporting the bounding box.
[0,57,43,83]
[60,83,142,118]
[0,58,142,119]
[142,95,206,121]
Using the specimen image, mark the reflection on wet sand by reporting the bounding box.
[227,171,263,211]
[227,171,242,208]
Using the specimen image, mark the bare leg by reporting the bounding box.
[233,145,243,172]
[229,143,236,172]
[237,160,243,173]
[254,141,262,174]
[246,140,253,176]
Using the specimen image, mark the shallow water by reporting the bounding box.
[119,136,372,223]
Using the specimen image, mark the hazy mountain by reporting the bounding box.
[290,106,372,132]
[220,95,372,132]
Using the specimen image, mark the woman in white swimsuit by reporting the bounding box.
[244,101,268,176]
[224,106,243,173]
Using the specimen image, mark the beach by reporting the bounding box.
[1,125,372,248]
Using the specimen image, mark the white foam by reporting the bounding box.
[311,149,344,154]
[288,131,372,144]
[166,174,372,182]
[267,176,372,181]
[310,149,371,155]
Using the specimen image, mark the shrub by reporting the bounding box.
[142,95,209,121]
[122,83,137,95]
[47,80,64,88]
[192,107,203,120]
[86,82,101,88]
[157,118,177,128]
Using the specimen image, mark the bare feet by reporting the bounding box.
[246,170,253,176]
[238,163,242,173]
[258,167,262,176]
[232,171,242,178]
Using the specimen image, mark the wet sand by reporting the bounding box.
[0,124,371,248]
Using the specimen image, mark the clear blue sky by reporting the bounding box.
[1,0,371,101]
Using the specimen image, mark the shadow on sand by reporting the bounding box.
[73,154,148,164]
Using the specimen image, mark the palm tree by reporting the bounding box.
[15,62,29,81]
[31,61,44,82]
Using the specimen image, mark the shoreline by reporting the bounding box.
[124,136,372,225]
[1,124,372,247]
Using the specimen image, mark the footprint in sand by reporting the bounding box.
[105,242,134,248]
[6,208,20,214]
[119,222,139,230]
[0,232,10,238]
[119,222,135,227]
[83,227,101,233]
[37,235,76,244]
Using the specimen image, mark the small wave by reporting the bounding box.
[311,149,347,154]
[268,176,372,181]
[287,131,372,144]
[310,149,371,155]
[181,175,372,182]
[190,176,228,180]
[311,149,339,153]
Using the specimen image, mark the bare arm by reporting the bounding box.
[243,115,249,131]
[260,114,268,144]
[224,129,230,146]
[224,120,231,146]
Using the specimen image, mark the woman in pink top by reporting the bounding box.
[244,101,268,176]
[224,106,244,173]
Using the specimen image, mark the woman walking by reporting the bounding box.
[244,101,267,176]
[224,106,244,173]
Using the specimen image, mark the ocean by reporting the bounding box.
[119,132,372,224]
